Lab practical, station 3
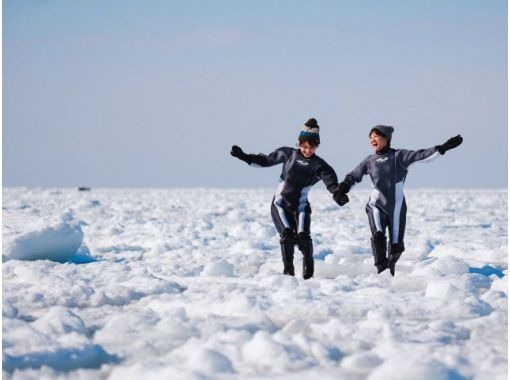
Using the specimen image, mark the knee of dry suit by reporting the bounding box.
[280,228,295,245]
[371,231,386,246]
[297,231,312,245]
[296,232,312,253]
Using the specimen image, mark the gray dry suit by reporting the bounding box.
[343,146,441,247]
[248,147,340,235]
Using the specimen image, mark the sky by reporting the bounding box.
[3,0,507,188]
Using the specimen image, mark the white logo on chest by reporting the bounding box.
[297,160,309,166]
[376,157,389,163]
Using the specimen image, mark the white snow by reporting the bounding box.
[3,212,86,263]
[2,187,508,380]
[201,259,235,277]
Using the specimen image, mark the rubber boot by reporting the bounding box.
[297,232,314,279]
[280,228,295,276]
[371,232,388,274]
[388,243,404,276]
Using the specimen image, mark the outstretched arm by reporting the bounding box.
[397,147,441,168]
[230,146,292,167]
[398,135,463,168]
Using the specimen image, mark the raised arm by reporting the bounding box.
[230,146,292,167]
[397,147,440,168]
[398,135,463,168]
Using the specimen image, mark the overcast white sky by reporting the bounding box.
[3,0,507,188]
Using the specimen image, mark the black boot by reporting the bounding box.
[371,232,388,274]
[388,243,404,276]
[297,232,314,279]
[280,228,295,276]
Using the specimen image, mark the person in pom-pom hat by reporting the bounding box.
[334,125,463,276]
[231,118,349,279]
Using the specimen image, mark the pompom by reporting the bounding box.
[305,118,319,129]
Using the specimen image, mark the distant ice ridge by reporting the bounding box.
[3,211,93,263]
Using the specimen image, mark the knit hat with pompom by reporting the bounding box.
[299,118,320,146]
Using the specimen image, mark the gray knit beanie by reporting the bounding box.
[369,125,394,141]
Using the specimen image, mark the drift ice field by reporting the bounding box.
[2,187,507,379]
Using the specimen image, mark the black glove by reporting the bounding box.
[335,193,349,206]
[338,182,350,194]
[333,183,350,206]
[436,135,463,155]
[230,145,251,164]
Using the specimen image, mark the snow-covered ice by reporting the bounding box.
[2,188,507,379]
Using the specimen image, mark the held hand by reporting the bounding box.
[338,182,350,194]
[437,135,463,155]
[335,193,349,207]
[334,186,350,206]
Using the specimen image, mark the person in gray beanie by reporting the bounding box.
[334,125,463,275]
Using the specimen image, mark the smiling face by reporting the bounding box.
[299,141,317,158]
[369,131,389,152]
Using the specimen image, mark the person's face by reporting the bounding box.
[369,131,389,152]
[299,141,317,158]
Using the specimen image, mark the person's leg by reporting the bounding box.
[366,203,389,273]
[296,205,313,279]
[388,199,407,276]
[271,198,297,276]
